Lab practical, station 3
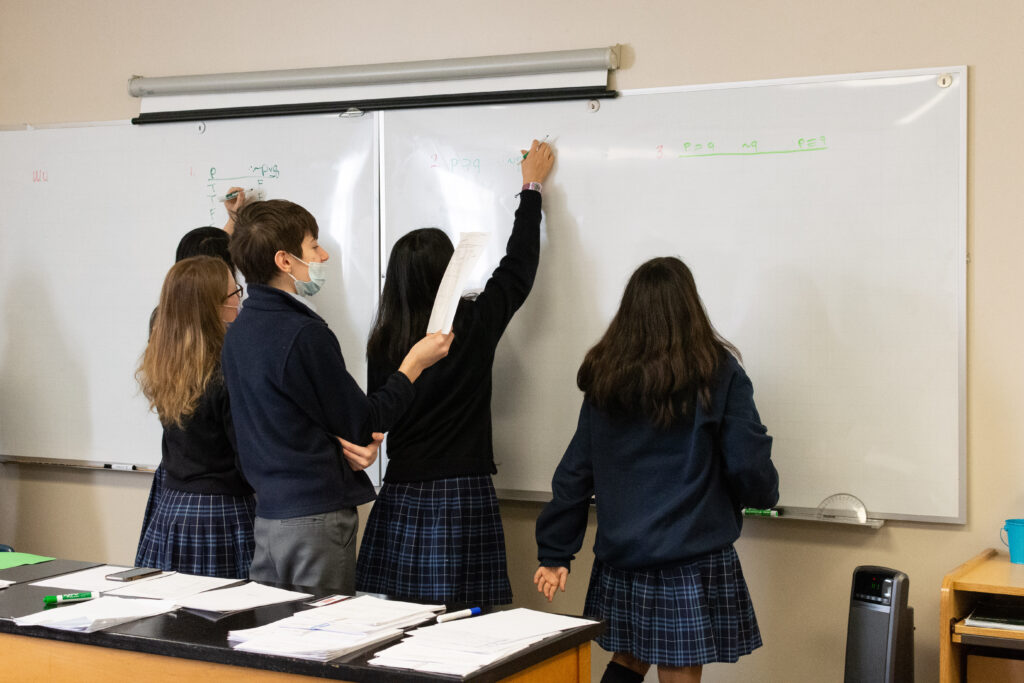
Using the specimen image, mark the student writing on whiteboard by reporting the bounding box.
[135,256,255,579]
[221,200,452,591]
[355,139,555,606]
[136,187,250,564]
[534,257,779,683]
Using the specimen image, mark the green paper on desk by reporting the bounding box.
[0,552,55,570]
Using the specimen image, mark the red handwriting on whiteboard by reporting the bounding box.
[32,170,48,182]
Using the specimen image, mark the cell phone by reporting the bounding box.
[105,567,162,582]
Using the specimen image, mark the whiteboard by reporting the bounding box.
[0,114,380,475]
[381,68,966,521]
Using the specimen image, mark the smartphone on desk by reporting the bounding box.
[105,567,162,582]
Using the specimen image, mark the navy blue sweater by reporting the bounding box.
[535,355,779,571]
[221,285,415,519]
[370,190,541,483]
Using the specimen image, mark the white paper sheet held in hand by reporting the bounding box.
[426,232,490,334]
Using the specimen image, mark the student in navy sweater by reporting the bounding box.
[222,200,451,591]
[534,257,779,683]
[136,256,254,578]
[355,139,555,606]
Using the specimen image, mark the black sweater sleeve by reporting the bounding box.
[471,189,542,348]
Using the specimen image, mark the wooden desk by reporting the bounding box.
[940,548,1024,682]
[0,566,600,683]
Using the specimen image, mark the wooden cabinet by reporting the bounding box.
[940,548,1024,682]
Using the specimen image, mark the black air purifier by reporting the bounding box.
[844,566,914,683]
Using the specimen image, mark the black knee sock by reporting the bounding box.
[601,660,645,683]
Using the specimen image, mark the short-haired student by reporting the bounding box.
[136,256,254,578]
[534,257,779,683]
[222,199,452,591]
[356,140,555,606]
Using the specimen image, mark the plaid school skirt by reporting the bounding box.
[584,545,763,667]
[135,486,256,580]
[355,475,513,605]
[135,465,166,560]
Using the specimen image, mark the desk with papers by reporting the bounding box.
[0,558,602,682]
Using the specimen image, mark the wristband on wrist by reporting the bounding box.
[521,181,543,194]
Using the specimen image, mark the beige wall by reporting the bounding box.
[3,1,1024,680]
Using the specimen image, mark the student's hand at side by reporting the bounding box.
[222,186,246,235]
[533,566,568,602]
[338,432,384,471]
[398,332,454,383]
[521,140,555,185]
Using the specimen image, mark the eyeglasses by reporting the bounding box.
[223,285,243,302]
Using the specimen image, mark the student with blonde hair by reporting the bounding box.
[136,255,254,578]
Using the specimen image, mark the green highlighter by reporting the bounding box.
[43,591,96,605]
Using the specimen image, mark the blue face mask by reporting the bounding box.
[288,255,327,297]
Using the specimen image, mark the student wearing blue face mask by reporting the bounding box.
[221,200,453,591]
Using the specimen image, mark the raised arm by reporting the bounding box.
[473,140,556,344]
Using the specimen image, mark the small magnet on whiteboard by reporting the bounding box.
[937,74,953,88]
[588,99,601,112]
[196,122,206,135]
[340,108,365,118]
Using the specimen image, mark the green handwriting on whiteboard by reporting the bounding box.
[674,136,828,158]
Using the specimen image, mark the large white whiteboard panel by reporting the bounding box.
[381,68,966,521]
[0,114,379,471]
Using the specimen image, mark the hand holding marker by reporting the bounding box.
[521,135,550,161]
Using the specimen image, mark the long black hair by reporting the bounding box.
[577,256,739,428]
[367,228,454,368]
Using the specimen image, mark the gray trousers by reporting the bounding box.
[249,508,359,593]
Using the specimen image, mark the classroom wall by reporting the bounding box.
[2,1,1023,680]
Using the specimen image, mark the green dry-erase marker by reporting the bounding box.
[43,591,96,605]
[742,507,781,517]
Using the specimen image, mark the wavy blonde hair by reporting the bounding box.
[137,256,231,428]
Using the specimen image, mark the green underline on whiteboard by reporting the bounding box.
[678,147,829,158]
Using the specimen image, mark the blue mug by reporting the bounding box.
[1001,519,1024,564]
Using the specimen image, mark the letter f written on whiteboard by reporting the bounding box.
[426,232,491,334]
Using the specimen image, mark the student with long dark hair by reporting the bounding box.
[355,139,555,606]
[136,256,254,578]
[534,257,779,683]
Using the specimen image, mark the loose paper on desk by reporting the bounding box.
[30,565,169,593]
[13,596,176,633]
[228,595,441,661]
[105,573,241,601]
[174,581,311,612]
[0,552,54,571]
[0,579,13,590]
[370,607,597,676]
[426,232,490,334]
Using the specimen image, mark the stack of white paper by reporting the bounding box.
[369,608,597,676]
[228,595,442,661]
[174,582,311,613]
[13,596,176,633]
[0,578,14,590]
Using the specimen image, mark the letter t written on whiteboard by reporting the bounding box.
[427,232,491,333]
